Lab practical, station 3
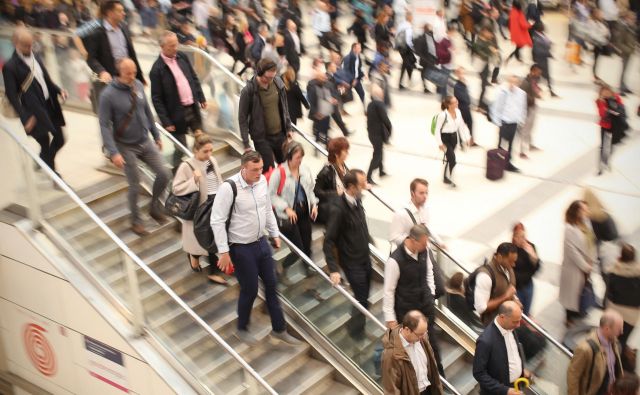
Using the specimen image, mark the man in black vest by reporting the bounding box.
[383,224,446,376]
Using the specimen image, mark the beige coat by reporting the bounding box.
[567,330,623,395]
[559,223,597,312]
[172,156,222,255]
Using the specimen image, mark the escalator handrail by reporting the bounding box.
[0,123,278,395]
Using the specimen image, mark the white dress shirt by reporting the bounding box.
[289,30,301,54]
[397,21,414,50]
[103,20,128,62]
[494,319,523,383]
[383,247,437,322]
[434,109,471,146]
[389,202,442,247]
[312,9,331,35]
[354,56,360,79]
[17,52,49,100]
[491,87,527,126]
[211,171,279,253]
[473,266,511,314]
[400,332,431,391]
[192,0,210,28]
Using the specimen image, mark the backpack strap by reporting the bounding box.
[277,165,286,196]
[586,338,600,391]
[404,208,417,225]
[224,179,238,232]
[482,259,497,298]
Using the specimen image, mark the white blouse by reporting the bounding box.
[434,108,471,146]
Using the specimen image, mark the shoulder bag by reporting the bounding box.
[165,161,201,220]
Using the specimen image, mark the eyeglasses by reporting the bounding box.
[411,329,428,340]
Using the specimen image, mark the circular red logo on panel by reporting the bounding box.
[23,323,57,377]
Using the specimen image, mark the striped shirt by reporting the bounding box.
[205,160,220,196]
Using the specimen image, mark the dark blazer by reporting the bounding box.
[149,51,206,134]
[283,31,302,73]
[342,51,364,82]
[251,35,266,61]
[413,33,437,69]
[82,20,145,83]
[285,80,309,120]
[473,322,525,395]
[366,99,392,144]
[2,51,65,136]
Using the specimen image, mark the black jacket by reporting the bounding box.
[307,79,331,120]
[82,20,145,83]
[238,76,291,148]
[454,80,472,112]
[473,322,525,395]
[531,31,551,63]
[391,246,438,320]
[314,163,342,223]
[2,51,65,136]
[514,244,541,290]
[283,31,302,73]
[342,51,364,82]
[607,261,640,308]
[413,33,437,69]
[367,99,392,144]
[149,51,206,134]
[285,80,309,120]
[323,194,371,272]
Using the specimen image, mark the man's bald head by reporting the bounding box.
[13,27,34,56]
[117,58,137,85]
[497,301,522,330]
[599,310,624,342]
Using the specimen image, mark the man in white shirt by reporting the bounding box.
[381,310,444,394]
[473,243,520,325]
[397,11,416,90]
[473,301,531,395]
[490,75,527,172]
[211,151,300,345]
[384,224,445,375]
[389,178,444,248]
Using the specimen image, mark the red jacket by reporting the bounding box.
[596,94,623,129]
[509,8,532,47]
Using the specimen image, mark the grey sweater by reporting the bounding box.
[99,79,159,156]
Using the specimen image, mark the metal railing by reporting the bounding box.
[0,122,277,395]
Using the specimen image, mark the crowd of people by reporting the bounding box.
[2,0,639,394]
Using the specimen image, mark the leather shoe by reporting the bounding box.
[131,223,148,236]
[150,209,168,225]
[506,165,520,173]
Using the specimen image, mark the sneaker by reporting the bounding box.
[270,330,302,345]
[235,330,259,345]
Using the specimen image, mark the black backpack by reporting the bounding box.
[194,179,237,252]
[464,259,496,311]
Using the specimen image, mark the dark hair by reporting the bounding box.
[612,374,639,395]
[402,310,427,329]
[241,150,262,165]
[441,96,456,111]
[255,58,277,76]
[448,272,465,291]
[512,0,522,10]
[410,178,429,193]
[343,169,365,189]
[530,63,542,72]
[100,0,122,17]
[620,243,636,263]
[496,242,517,257]
[327,137,350,164]
[351,42,360,50]
[409,224,430,240]
[565,200,586,225]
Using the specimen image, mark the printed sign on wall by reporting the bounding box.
[84,335,130,393]
[412,0,440,30]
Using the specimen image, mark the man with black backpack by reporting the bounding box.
[567,310,624,395]
[466,242,520,326]
[211,150,300,346]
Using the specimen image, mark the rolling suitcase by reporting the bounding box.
[486,148,509,180]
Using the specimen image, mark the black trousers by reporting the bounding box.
[32,124,65,172]
[171,105,203,167]
[367,139,384,180]
[254,133,286,173]
[538,59,553,91]
[479,63,500,110]
[507,45,523,62]
[399,49,416,86]
[498,122,518,166]
[313,116,331,147]
[281,202,312,269]
[343,260,372,335]
[460,106,473,138]
[441,132,458,180]
[331,106,349,135]
[620,321,634,349]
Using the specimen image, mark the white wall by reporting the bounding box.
[0,221,177,395]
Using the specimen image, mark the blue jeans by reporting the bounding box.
[517,281,534,316]
[229,237,286,332]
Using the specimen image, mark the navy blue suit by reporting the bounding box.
[473,322,525,395]
[341,51,365,104]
